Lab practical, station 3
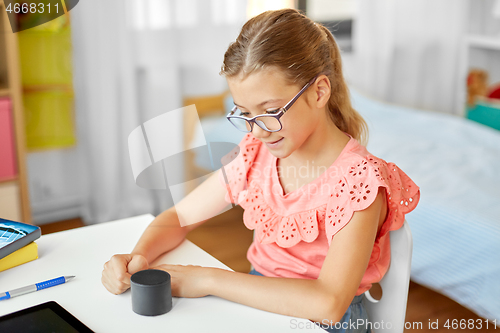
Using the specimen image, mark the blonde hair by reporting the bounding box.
[220,9,368,145]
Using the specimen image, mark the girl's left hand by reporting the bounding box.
[150,264,214,298]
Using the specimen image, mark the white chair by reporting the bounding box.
[363,220,413,333]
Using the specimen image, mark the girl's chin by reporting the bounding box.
[266,146,292,159]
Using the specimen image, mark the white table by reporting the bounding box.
[0,214,325,332]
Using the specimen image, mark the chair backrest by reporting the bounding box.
[362,220,413,333]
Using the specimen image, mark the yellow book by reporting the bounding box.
[0,242,38,272]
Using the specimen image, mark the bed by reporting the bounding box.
[183,88,500,321]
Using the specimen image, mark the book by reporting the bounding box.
[0,242,38,272]
[0,218,41,260]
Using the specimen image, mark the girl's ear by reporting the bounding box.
[313,75,331,109]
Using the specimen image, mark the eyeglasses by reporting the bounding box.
[226,75,318,133]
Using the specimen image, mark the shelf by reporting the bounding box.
[0,1,32,223]
[23,84,73,93]
[0,176,19,185]
[0,88,10,97]
[466,34,500,51]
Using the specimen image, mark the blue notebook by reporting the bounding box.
[0,218,41,260]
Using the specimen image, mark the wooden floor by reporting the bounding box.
[41,208,498,332]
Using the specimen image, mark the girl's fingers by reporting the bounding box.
[105,256,132,293]
[102,267,122,294]
[128,255,148,274]
[103,254,148,295]
[110,256,132,285]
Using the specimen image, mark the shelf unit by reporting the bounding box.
[0,0,32,223]
[456,33,500,117]
[466,34,500,50]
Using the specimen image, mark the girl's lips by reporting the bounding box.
[265,137,284,148]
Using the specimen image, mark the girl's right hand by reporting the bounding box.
[101,254,149,294]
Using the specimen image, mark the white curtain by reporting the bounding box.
[70,0,246,224]
[349,0,469,115]
[70,1,156,224]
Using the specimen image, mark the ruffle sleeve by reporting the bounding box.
[218,134,261,204]
[324,154,420,245]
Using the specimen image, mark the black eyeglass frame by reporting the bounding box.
[226,75,319,133]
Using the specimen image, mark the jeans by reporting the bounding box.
[249,269,371,333]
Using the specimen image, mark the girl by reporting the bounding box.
[102,9,419,333]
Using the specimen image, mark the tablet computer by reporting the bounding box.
[0,301,94,333]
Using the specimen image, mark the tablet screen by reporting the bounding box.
[0,301,94,333]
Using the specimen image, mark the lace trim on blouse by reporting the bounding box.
[221,134,420,248]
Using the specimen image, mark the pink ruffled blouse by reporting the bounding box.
[219,134,420,295]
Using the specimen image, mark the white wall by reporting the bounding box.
[28,148,84,224]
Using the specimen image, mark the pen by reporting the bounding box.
[0,276,75,301]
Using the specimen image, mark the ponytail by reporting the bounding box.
[318,25,368,145]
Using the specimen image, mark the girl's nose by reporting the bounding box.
[251,123,271,139]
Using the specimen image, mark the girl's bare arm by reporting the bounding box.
[131,171,230,264]
[102,171,229,294]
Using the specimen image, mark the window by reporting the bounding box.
[301,0,357,52]
[211,0,247,25]
[246,0,296,18]
[129,0,198,30]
